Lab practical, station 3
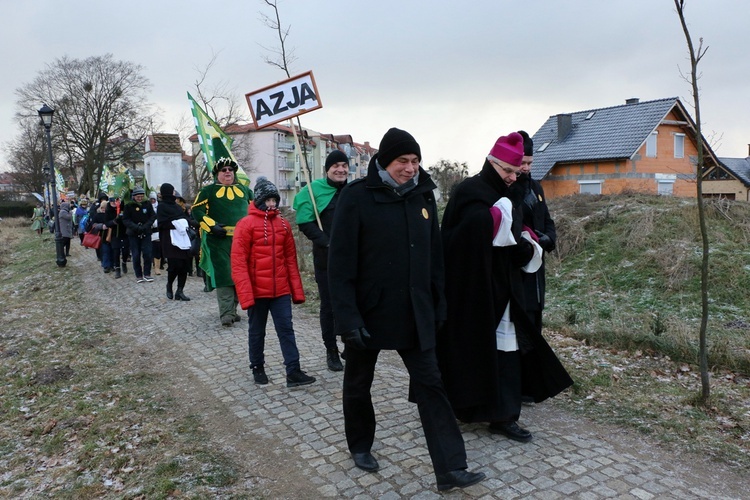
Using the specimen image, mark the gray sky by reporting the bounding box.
[2,0,748,174]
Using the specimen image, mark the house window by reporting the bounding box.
[646,131,658,158]
[674,133,685,159]
[579,180,602,195]
[657,180,674,196]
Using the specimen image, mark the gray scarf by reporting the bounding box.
[376,160,419,196]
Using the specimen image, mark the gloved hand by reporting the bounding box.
[343,327,371,350]
[534,230,554,252]
[210,225,227,238]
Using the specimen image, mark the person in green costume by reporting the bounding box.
[192,138,253,326]
[293,149,349,371]
[31,202,46,235]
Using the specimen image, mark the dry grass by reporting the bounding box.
[0,218,252,498]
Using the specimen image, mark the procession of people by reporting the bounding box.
[36,134,571,492]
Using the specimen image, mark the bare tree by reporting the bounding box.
[674,0,711,402]
[14,54,158,196]
[181,52,254,195]
[4,117,48,195]
[428,160,469,201]
[259,0,310,179]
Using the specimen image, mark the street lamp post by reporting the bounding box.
[42,163,52,215]
[38,104,67,268]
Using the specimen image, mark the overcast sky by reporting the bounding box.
[2,0,748,175]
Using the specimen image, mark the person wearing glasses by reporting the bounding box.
[328,128,485,492]
[439,132,572,444]
[192,138,252,327]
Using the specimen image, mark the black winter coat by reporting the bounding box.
[298,179,345,271]
[105,203,128,249]
[438,161,572,409]
[157,196,196,260]
[122,200,157,238]
[518,175,556,312]
[328,156,446,351]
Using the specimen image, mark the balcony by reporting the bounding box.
[277,140,295,152]
[277,160,295,171]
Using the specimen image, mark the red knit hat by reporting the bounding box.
[488,132,524,167]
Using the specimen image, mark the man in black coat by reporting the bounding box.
[122,186,157,283]
[439,132,573,444]
[293,149,349,371]
[516,131,556,335]
[328,128,485,492]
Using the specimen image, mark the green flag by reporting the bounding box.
[187,92,250,187]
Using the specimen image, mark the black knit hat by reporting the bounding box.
[253,177,280,206]
[325,150,349,171]
[517,130,534,157]
[377,128,421,168]
[97,192,109,202]
[160,183,175,198]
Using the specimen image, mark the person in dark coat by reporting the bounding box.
[516,131,557,340]
[328,127,485,492]
[122,186,157,283]
[439,132,573,443]
[58,201,73,256]
[157,183,197,301]
[105,198,128,279]
[89,193,111,265]
[292,149,349,372]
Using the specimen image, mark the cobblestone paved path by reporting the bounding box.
[77,246,746,499]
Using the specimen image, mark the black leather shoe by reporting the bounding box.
[352,452,379,472]
[489,421,533,442]
[326,348,343,371]
[436,469,486,491]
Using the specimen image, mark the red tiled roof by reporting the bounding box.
[147,133,182,153]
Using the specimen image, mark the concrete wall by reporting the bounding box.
[144,152,183,195]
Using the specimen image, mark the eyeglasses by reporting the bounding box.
[489,159,519,176]
[220,167,234,173]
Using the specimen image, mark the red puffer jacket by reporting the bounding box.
[231,204,305,309]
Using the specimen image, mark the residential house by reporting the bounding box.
[530,97,722,199]
[703,147,750,201]
[0,172,21,200]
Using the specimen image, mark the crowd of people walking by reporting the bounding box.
[33,128,572,492]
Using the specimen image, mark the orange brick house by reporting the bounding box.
[703,150,750,201]
[530,97,722,199]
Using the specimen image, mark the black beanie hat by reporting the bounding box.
[517,130,534,157]
[97,192,109,202]
[325,150,349,171]
[377,128,421,168]
[160,183,175,198]
[253,177,280,206]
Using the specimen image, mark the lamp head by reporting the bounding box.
[38,104,54,128]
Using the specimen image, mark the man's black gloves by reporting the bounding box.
[343,327,371,350]
[210,225,227,238]
[534,230,554,252]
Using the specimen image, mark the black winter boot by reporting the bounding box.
[122,261,127,274]
[114,267,122,279]
[174,288,191,301]
[166,283,174,300]
[327,348,343,371]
